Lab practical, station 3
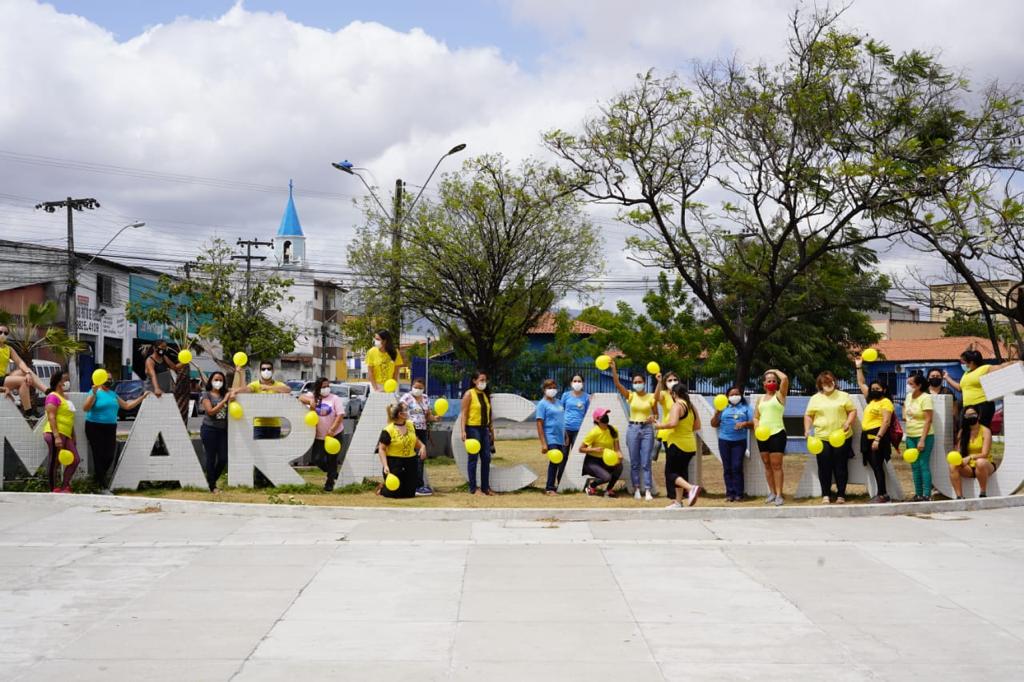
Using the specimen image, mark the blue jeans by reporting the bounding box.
[544,442,567,491]
[465,425,492,493]
[626,423,654,491]
[719,438,746,499]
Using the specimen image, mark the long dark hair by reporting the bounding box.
[313,376,330,407]
[597,411,619,439]
[206,371,226,394]
[48,368,68,394]
[377,329,397,361]
[670,382,692,416]
[471,369,490,395]
[960,406,981,459]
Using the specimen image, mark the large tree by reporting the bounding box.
[545,8,962,385]
[347,154,602,378]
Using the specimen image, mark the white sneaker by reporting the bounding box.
[764,493,777,504]
[687,485,702,507]
[634,489,642,500]
[665,501,682,509]
[774,495,784,506]
[644,490,654,502]
[821,496,831,505]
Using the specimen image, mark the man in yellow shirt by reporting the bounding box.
[233,361,291,439]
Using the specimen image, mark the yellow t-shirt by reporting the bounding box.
[656,393,674,441]
[248,381,287,428]
[862,397,894,431]
[382,423,418,458]
[663,402,697,452]
[582,425,616,456]
[757,394,785,435]
[960,364,992,407]
[903,392,935,438]
[627,391,656,422]
[366,346,403,388]
[465,388,490,427]
[43,393,76,438]
[805,390,854,438]
[0,344,11,375]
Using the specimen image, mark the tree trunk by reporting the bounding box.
[733,342,755,390]
[979,301,1003,361]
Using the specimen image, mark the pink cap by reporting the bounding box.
[593,407,610,422]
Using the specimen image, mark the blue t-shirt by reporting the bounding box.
[86,388,120,424]
[535,397,566,446]
[718,402,752,442]
[560,391,590,432]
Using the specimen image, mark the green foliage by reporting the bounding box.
[505,309,602,397]
[0,299,85,361]
[126,238,297,366]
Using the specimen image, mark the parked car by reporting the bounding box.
[991,404,1003,436]
[114,380,145,420]
[286,380,306,398]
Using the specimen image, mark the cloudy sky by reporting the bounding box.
[2,0,1022,319]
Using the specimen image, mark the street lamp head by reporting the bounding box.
[129,222,145,229]
[332,160,355,175]
[447,143,467,156]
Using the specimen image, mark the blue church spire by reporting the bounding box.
[277,179,304,237]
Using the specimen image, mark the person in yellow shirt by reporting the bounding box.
[460,370,495,495]
[856,357,894,503]
[903,373,935,501]
[366,329,403,392]
[754,369,789,506]
[803,371,856,504]
[377,401,427,499]
[652,383,703,508]
[949,405,995,499]
[609,358,656,501]
[232,361,292,439]
[578,407,623,497]
[942,349,1021,428]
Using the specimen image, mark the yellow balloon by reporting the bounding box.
[713,394,728,411]
[547,448,564,464]
[465,438,481,454]
[433,398,449,417]
[595,355,611,371]
[304,410,319,427]
[385,473,400,491]
[828,430,847,448]
[91,368,109,387]
[947,450,963,467]
[177,349,193,365]
[807,436,824,455]
[646,361,660,375]
[232,351,248,367]
[755,425,771,441]
[57,448,74,466]
[383,379,398,393]
[602,448,619,466]
[228,402,244,420]
[324,435,341,455]
[862,348,878,362]
[903,447,919,463]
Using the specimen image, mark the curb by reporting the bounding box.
[1,491,1022,522]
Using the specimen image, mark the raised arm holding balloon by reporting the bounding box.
[857,354,894,503]
[84,368,149,492]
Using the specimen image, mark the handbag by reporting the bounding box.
[889,414,904,447]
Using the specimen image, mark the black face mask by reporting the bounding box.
[600,416,610,425]
[868,390,884,402]
[928,377,942,388]
[964,415,979,426]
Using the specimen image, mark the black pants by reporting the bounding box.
[200,424,229,491]
[381,456,418,498]
[966,401,995,428]
[544,443,567,491]
[582,456,622,490]
[817,441,851,497]
[664,443,695,499]
[311,438,345,485]
[861,427,891,496]
[415,428,430,488]
[85,421,118,488]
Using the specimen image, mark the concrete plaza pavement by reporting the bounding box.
[1,497,1023,680]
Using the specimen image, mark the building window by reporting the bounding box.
[283,240,292,264]
[97,274,114,306]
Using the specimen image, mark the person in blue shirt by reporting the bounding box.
[536,378,567,495]
[710,386,753,502]
[83,376,150,492]
[560,374,590,451]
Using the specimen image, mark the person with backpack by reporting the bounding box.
[856,357,896,503]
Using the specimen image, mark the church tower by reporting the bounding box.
[274,180,305,267]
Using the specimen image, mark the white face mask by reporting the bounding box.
[545,388,558,398]
[320,387,331,396]
[571,381,583,392]
[906,383,915,392]
[373,338,382,348]
[62,381,71,392]
[728,394,742,405]
[822,385,835,394]
[476,381,487,391]
[632,382,645,392]
[411,387,424,397]
[666,380,679,389]
[260,369,273,380]
[212,381,224,390]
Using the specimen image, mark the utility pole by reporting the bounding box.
[182,260,197,345]
[320,281,329,378]
[390,179,404,342]
[35,196,100,389]
[231,238,273,318]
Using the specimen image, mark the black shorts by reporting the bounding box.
[757,430,787,454]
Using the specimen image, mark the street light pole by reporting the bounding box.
[84,222,145,267]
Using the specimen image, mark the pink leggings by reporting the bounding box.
[44,433,79,489]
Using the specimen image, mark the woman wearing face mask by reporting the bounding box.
[653,371,681,461]
[43,369,78,493]
[609,359,657,501]
[300,377,347,492]
[536,378,567,495]
[84,374,150,492]
[903,373,935,502]
[942,349,1020,428]
[366,329,404,392]
[399,377,437,496]
[711,386,753,502]
[653,383,703,508]
[754,369,789,506]
[579,408,623,497]
[460,370,495,495]
[803,371,856,504]
[0,323,47,418]
[927,368,961,436]
[949,405,995,498]
[144,340,182,398]
[378,401,427,499]
[560,374,589,453]
[856,358,894,503]
[233,361,292,440]
[198,372,233,493]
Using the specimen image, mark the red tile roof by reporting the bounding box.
[527,312,604,335]
[874,336,1015,362]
